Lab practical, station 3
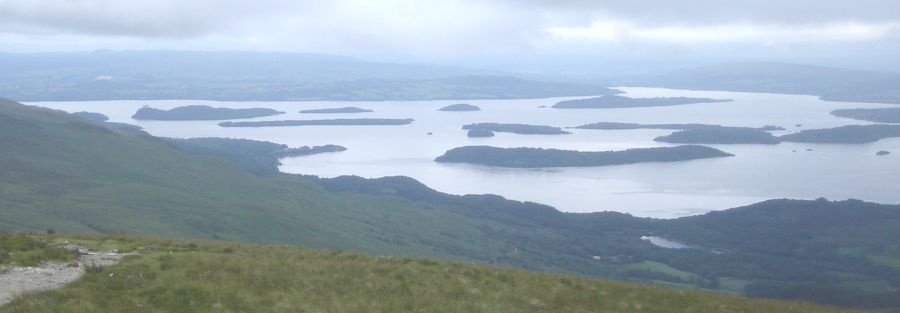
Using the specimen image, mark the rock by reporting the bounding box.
[876,150,891,156]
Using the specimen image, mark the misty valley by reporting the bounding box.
[3,3,900,309]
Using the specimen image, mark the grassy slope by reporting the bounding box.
[0,98,628,277]
[3,98,899,308]
[0,98,519,262]
[1,235,855,313]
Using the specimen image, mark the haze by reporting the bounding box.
[2,0,899,75]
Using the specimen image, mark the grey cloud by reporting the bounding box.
[516,0,900,26]
[0,0,308,37]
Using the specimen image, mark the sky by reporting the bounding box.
[1,0,899,73]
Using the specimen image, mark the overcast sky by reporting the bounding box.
[1,0,899,71]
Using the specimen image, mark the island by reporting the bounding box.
[463,123,571,135]
[434,145,733,168]
[219,118,414,127]
[69,111,144,132]
[165,137,346,175]
[574,122,784,143]
[573,122,778,131]
[132,105,284,120]
[831,107,900,123]
[553,95,732,109]
[780,124,900,143]
[654,127,781,144]
[467,129,495,137]
[299,107,373,114]
[876,150,891,156]
[759,125,786,131]
[72,111,109,122]
[439,103,481,112]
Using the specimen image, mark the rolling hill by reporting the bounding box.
[629,62,900,104]
[0,51,615,101]
[2,98,899,309]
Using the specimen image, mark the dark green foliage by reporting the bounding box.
[219,118,414,127]
[832,107,900,123]
[434,145,733,168]
[554,95,731,109]
[467,129,495,137]
[3,98,900,309]
[299,107,373,113]
[133,105,284,120]
[745,281,900,309]
[462,123,570,135]
[70,111,108,122]
[780,124,900,143]
[439,103,481,111]
[165,137,346,175]
[654,127,781,144]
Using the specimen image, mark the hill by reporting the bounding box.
[831,107,900,123]
[0,234,854,313]
[630,62,900,104]
[2,98,900,309]
[0,51,616,101]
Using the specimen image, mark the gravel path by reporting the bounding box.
[0,263,84,306]
[0,246,132,307]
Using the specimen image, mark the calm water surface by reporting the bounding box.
[31,87,900,218]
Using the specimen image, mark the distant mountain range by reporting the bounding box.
[0,51,614,101]
[2,98,899,309]
[626,61,900,104]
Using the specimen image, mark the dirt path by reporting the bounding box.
[0,263,84,306]
[0,246,132,307]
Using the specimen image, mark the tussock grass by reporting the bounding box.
[2,236,857,313]
[0,232,73,266]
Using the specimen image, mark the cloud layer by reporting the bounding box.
[1,0,898,67]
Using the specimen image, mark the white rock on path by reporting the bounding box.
[0,263,85,306]
[0,246,133,307]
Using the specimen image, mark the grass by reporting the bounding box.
[0,232,74,266]
[1,236,858,313]
[623,261,700,281]
[2,98,899,309]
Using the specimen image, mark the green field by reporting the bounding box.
[623,261,701,280]
[2,98,900,309]
[1,234,857,313]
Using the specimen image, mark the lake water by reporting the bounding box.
[30,87,900,218]
[640,236,690,249]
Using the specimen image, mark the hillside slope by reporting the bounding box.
[2,98,899,309]
[0,97,547,262]
[0,234,855,313]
